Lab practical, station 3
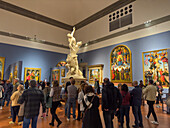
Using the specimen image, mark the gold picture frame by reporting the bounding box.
[0,57,5,80]
[88,64,104,84]
[110,45,132,83]
[61,69,65,77]
[24,68,41,83]
[142,49,169,87]
[52,69,60,83]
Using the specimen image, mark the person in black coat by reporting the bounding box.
[102,78,122,128]
[82,86,102,128]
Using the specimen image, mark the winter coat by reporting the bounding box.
[82,95,102,128]
[143,84,157,101]
[78,90,85,111]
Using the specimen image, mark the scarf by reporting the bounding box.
[84,92,95,109]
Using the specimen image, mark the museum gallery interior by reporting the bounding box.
[0,0,170,128]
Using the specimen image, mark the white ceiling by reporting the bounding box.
[3,0,118,25]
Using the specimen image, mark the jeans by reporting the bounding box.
[120,105,130,128]
[147,100,158,121]
[156,94,163,104]
[132,106,143,127]
[12,106,20,122]
[23,116,38,128]
[2,94,10,106]
[0,98,2,106]
[103,110,115,128]
[50,101,61,124]
[67,98,76,119]
[65,101,68,116]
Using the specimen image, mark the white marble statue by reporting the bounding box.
[65,27,83,78]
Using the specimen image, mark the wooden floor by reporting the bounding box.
[0,102,170,128]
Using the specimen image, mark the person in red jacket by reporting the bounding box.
[120,84,131,128]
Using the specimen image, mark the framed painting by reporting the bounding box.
[142,49,169,87]
[61,69,65,77]
[110,45,132,83]
[52,69,60,83]
[24,68,41,83]
[88,64,104,84]
[0,57,5,80]
[56,61,67,67]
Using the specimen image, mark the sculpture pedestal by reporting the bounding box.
[62,77,87,88]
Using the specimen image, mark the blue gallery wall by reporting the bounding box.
[0,43,67,83]
[78,31,170,83]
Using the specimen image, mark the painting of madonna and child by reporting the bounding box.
[143,49,169,87]
[110,45,132,83]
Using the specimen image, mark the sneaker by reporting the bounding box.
[156,105,160,108]
[67,118,70,121]
[73,118,76,121]
[145,115,149,119]
[18,122,23,125]
[0,106,2,109]
[40,116,43,118]
[151,121,159,125]
[9,121,14,124]
[8,116,12,119]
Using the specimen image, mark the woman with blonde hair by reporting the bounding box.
[9,84,24,124]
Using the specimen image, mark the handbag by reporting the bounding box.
[82,95,95,120]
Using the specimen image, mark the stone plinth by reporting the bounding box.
[62,77,87,88]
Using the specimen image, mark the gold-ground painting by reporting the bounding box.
[0,57,5,80]
[24,68,41,83]
[142,49,169,87]
[52,69,60,83]
[110,45,132,83]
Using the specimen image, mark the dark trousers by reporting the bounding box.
[2,94,10,106]
[77,104,81,120]
[132,106,143,127]
[0,98,2,106]
[103,110,115,128]
[50,101,61,124]
[12,106,20,122]
[156,94,163,104]
[120,105,130,128]
[147,100,158,121]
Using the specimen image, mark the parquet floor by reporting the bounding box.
[0,102,170,128]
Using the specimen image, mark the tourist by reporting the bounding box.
[120,84,131,128]
[131,81,143,128]
[9,84,24,124]
[0,83,4,109]
[102,78,122,128]
[2,80,13,107]
[156,81,163,108]
[12,78,20,94]
[77,83,86,121]
[43,82,51,116]
[67,79,77,121]
[64,77,73,116]
[25,80,29,89]
[115,83,122,125]
[143,79,158,125]
[18,79,46,128]
[49,80,62,127]
[82,85,102,128]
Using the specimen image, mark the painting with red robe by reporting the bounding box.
[110,45,132,83]
[143,49,169,87]
[24,68,41,83]
[52,69,60,83]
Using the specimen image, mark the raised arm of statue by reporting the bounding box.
[71,27,75,37]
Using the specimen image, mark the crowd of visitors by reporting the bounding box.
[0,77,168,128]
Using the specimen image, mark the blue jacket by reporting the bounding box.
[130,86,142,106]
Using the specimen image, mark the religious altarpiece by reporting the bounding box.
[142,49,169,87]
[0,57,5,80]
[110,45,132,83]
